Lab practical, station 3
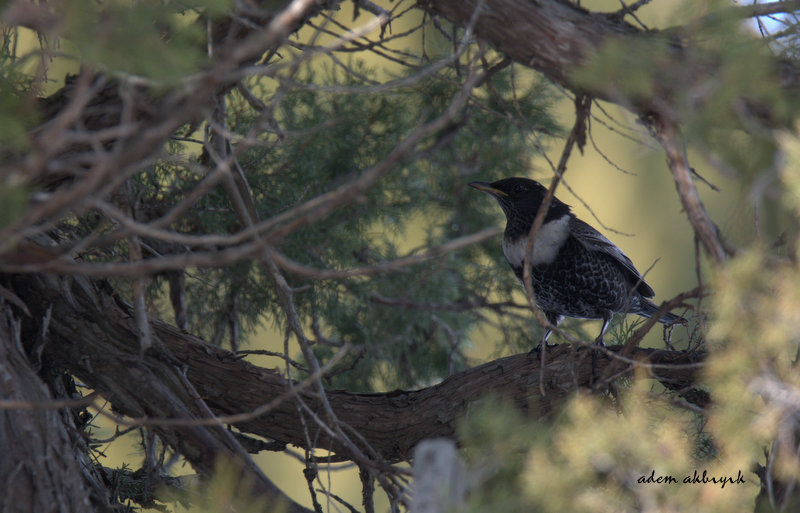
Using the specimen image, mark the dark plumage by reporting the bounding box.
[470,177,685,349]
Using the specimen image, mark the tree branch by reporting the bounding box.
[11,274,708,466]
[653,122,729,262]
[417,0,800,111]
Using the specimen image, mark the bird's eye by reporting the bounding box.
[513,184,526,193]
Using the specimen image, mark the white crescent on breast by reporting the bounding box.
[502,214,571,267]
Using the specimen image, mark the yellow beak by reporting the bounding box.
[468,181,507,197]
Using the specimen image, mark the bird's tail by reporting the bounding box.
[635,298,687,326]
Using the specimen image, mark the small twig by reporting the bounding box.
[611,0,652,29]
[0,390,101,410]
[267,227,500,279]
[167,271,188,332]
[360,464,376,513]
[522,94,592,396]
[316,487,362,513]
[235,349,310,373]
[304,461,324,513]
[594,286,704,390]
[126,181,152,354]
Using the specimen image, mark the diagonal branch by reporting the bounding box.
[653,121,730,263]
[522,94,592,394]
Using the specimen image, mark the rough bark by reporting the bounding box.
[0,308,113,513]
[9,274,707,465]
[419,0,638,91]
[417,0,800,119]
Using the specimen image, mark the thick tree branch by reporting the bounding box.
[10,274,708,465]
[418,0,800,109]
[418,0,639,93]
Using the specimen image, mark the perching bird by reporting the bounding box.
[470,177,685,350]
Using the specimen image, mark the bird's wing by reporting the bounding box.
[569,217,656,298]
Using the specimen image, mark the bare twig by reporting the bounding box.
[0,391,101,410]
[267,227,500,279]
[521,94,592,395]
[595,286,704,390]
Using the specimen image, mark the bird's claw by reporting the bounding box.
[528,342,556,355]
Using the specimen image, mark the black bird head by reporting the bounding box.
[469,177,571,237]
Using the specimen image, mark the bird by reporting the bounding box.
[469,177,686,350]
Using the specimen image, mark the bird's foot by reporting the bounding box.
[528,341,557,357]
[593,334,606,348]
[590,337,605,385]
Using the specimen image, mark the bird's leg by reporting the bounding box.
[594,315,611,348]
[529,328,552,355]
[591,312,612,385]
[529,313,561,355]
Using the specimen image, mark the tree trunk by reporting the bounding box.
[0,306,114,513]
